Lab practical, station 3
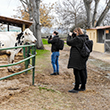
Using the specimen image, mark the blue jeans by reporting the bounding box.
[51,52,60,73]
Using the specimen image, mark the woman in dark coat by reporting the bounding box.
[67,27,89,93]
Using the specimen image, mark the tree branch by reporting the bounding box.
[20,0,29,13]
[92,0,100,27]
[95,0,110,27]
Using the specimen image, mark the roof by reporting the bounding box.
[87,26,110,30]
[0,15,33,28]
[96,26,110,29]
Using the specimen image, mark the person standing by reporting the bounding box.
[48,31,60,75]
[67,27,89,93]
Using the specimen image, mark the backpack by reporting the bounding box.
[85,40,93,52]
[80,39,93,57]
[57,38,64,50]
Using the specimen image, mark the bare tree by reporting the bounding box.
[55,0,86,31]
[55,0,110,30]
[101,11,110,26]
[32,0,43,49]
[83,0,93,28]
[95,0,110,27]
[83,0,110,28]
[92,0,100,27]
[20,0,44,49]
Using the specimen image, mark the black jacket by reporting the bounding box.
[67,34,89,70]
[48,35,59,52]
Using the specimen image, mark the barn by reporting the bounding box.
[0,15,33,31]
[86,26,110,53]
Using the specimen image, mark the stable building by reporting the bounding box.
[86,26,110,53]
[0,15,33,31]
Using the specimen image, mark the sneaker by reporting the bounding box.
[50,73,57,75]
[68,89,78,93]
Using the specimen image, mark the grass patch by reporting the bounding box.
[42,39,48,45]
[29,49,50,64]
[35,48,50,69]
[38,86,56,92]
[36,49,50,57]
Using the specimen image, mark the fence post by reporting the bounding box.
[27,46,30,67]
[32,45,36,85]
[23,47,27,74]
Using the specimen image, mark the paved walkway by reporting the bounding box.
[90,51,110,64]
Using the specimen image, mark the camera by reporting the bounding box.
[72,32,76,38]
[46,35,52,39]
[69,32,76,38]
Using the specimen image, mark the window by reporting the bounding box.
[97,29,104,43]
[106,30,110,39]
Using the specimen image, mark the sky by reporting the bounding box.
[0,0,21,17]
[0,0,106,18]
[0,0,58,17]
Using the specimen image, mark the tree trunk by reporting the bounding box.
[32,0,44,49]
[28,0,34,31]
[83,0,93,29]
[95,0,110,27]
[20,0,44,49]
[92,0,100,27]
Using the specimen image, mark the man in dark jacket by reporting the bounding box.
[48,31,60,75]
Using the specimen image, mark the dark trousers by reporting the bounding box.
[73,68,87,90]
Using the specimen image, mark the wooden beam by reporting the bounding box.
[104,30,106,52]
[0,16,33,28]
[22,24,25,31]
[7,23,9,31]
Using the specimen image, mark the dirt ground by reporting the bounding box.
[0,45,110,110]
